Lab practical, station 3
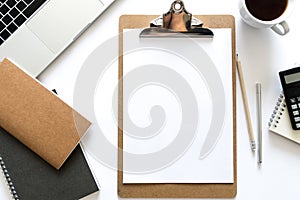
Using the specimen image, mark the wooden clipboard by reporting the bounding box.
[118,14,236,198]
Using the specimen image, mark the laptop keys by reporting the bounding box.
[0,21,4,32]
[14,13,26,26]
[16,1,26,11]
[6,0,17,8]
[9,7,19,18]
[0,4,9,15]
[23,0,46,18]
[3,14,12,25]
[0,29,10,40]
[0,0,47,45]
[24,0,34,4]
[7,22,17,33]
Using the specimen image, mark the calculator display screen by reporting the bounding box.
[284,72,300,84]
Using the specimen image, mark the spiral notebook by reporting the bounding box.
[0,156,18,199]
[269,94,300,144]
[0,126,99,200]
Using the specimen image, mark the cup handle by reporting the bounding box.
[271,20,290,35]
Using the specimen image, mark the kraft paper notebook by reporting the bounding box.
[118,14,237,198]
[0,58,91,169]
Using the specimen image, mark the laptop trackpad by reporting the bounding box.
[27,0,103,53]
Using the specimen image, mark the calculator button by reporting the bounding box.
[297,96,300,101]
[291,104,298,109]
[293,110,299,116]
[298,103,300,108]
[290,98,296,103]
[295,117,300,122]
[296,123,300,129]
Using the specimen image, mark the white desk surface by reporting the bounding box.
[1,0,300,199]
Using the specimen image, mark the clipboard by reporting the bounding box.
[118,2,236,198]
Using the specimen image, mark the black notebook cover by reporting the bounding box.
[0,127,99,200]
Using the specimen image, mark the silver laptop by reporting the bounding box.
[0,0,115,77]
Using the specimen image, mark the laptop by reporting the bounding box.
[0,0,115,77]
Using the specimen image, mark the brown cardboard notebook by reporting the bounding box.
[0,58,91,170]
[118,15,236,198]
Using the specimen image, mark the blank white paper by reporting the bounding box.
[122,28,233,183]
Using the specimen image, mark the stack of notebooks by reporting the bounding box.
[0,59,99,199]
[269,93,300,144]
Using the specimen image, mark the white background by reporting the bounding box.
[1,0,300,199]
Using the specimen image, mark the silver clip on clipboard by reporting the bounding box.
[140,0,214,38]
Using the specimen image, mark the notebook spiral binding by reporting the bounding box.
[0,155,19,200]
[268,93,286,128]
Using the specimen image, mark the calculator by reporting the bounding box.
[279,67,300,130]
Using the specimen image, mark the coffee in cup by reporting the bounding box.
[239,0,294,35]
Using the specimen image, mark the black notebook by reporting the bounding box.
[0,127,99,200]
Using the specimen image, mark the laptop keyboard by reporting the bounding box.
[0,0,46,45]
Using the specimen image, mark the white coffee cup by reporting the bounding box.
[239,0,294,35]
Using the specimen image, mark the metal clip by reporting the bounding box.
[140,0,213,38]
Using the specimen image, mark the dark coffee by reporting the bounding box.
[245,0,288,21]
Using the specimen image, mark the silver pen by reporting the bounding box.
[256,83,262,164]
